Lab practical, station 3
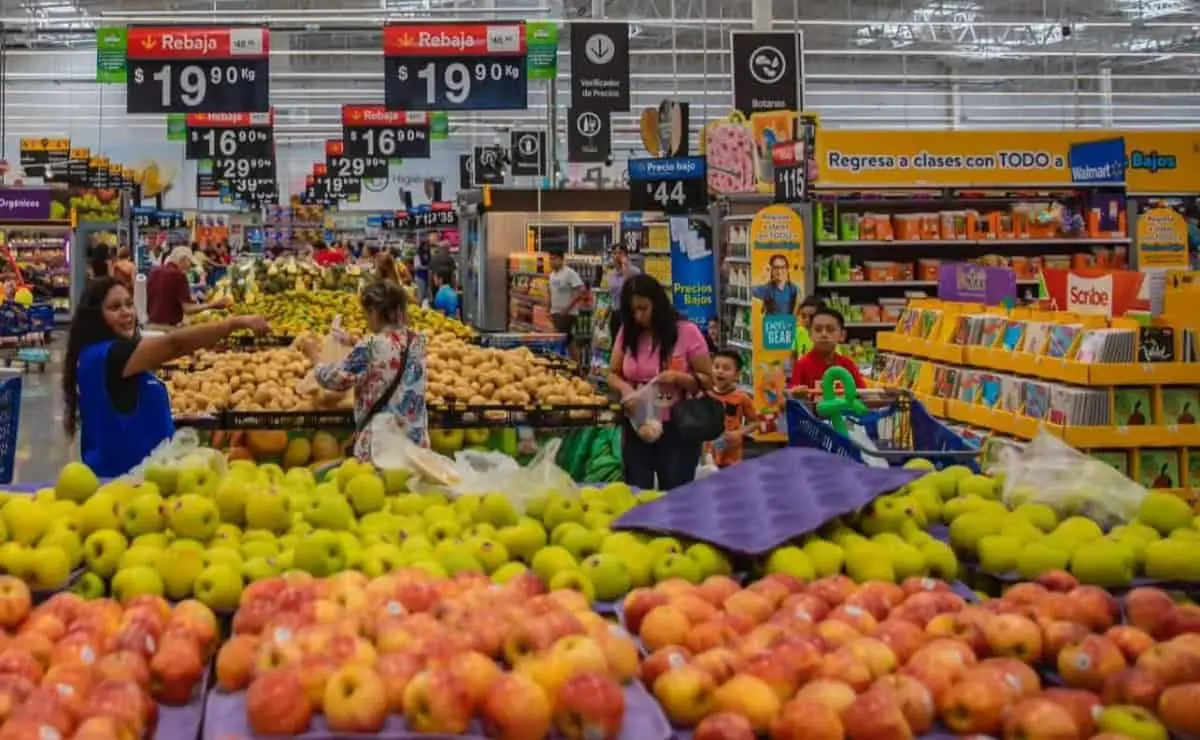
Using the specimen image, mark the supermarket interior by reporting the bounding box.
[0,0,1196,738]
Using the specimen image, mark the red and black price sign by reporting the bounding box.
[126,27,271,114]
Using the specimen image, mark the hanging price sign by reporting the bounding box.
[384,23,528,111]
[341,105,429,166]
[627,157,707,214]
[185,112,273,160]
[126,27,270,114]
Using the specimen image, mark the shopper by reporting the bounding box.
[793,295,824,358]
[63,276,269,477]
[706,349,757,468]
[608,274,713,489]
[304,280,428,461]
[605,245,639,342]
[146,246,227,327]
[790,307,866,390]
[431,271,459,318]
[549,250,588,362]
[111,247,135,290]
[375,251,404,285]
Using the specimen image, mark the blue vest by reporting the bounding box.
[78,340,175,477]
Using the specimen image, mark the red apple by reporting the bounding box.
[402,669,473,734]
[94,650,150,690]
[983,613,1043,664]
[712,674,781,735]
[778,593,830,626]
[1040,619,1091,662]
[215,634,260,692]
[246,669,312,736]
[938,677,1008,736]
[1057,635,1126,691]
[10,685,75,736]
[323,665,388,733]
[653,665,715,728]
[1033,570,1079,593]
[874,674,935,734]
[1137,643,1200,686]
[686,620,736,654]
[0,576,31,630]
[1003,697,1081,740]
[695,711,757,740]
[843,637,899,679]
[696,576,741,607]
[740,652,801,702]
[149,633,205,705]
[0,648,43,684]
[553,672,625,740]
[1039,688,1100,737]
[1100,667,1164,710]
[1068,585,1119,632]
[1125,587,1177,639]
[375,650,424,713]
[873,619,928,663]
[826,605,879,636]
[1157,682,1200,735]
[816,649,872,692]
[971,657,1041,700]
[794,679,857,714]
[809,576,857,606]
[771,698,844,740]
[840,687,914,740]
[481,672,553,740]
[639,606,691,653]
[640,646,691,688]
[723,590,775,626]
[445,649,501,709]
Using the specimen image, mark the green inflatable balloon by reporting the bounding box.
[814,366,870,437]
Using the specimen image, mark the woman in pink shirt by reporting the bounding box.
[607,274,714,489]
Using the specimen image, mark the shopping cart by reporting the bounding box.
[0,303,51,372]
[786,393,981,471]
[0,374,23,484]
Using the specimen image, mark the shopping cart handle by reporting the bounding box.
[814,366,870,437]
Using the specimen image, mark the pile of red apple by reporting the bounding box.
[624,570,1200,739]
[215,568,646,738]
[0,574,216,739]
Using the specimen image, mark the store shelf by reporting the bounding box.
[845,322,895,329]
[729,339,753,350]
[642,249,670,256]
[726,297,752,307]
[944,400,1200,448]
[816,237,1131,249]
[724,256,751,264]
[820,279,1039,289]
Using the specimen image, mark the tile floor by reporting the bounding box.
[9,340,75,486]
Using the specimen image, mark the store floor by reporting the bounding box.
[9,338,75,485]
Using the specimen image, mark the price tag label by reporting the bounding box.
[384,24,528,111]
[126,27,270,114]
[627,156,707,214]
[341,106,428,167]
[411,202,458,228]
[212,156,274,182]
[772,142,809,204]
[185,112,273,160]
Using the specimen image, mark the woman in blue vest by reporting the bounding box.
[62,277,269,477]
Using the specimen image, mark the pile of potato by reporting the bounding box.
[425,336,607,411]
[165,347,352,416]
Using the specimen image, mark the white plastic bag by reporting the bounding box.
[696,452,719,479]
[126,427,228,482]
[626,379,664,442]
[370,414,459,487]
[990,429,1147,527]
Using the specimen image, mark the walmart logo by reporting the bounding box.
[1129,150,1176,173]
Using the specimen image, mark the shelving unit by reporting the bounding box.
[505,253,601,338]
[716,213,758,390]
[0,225,71,315]
[813,188,1131,334]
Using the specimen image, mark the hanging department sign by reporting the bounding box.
[96,27,127,83]
[730,31,803,117]
[125,27,270,114]
[384,23,528,111]
[566,108,611,163]
[569,22,630,111]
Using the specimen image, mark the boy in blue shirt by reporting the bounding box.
[432,271,459,318]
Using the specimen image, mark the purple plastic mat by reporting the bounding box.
[203,680,671,740]
[155,665,210,740]
[612,448,921,556]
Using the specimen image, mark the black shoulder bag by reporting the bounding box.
[355,334,414,437]
[663,337,725,444]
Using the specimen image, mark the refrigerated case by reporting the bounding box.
[457,189,627,332]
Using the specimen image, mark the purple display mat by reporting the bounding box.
[203,680,670,740]
[612,448,922,556]
[155,665,210,740]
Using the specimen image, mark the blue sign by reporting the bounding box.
[1069,137,1126,184]
[763,314,796,351]
[628,156,706,181]
[669,218,716,325]
[628,157,707,214]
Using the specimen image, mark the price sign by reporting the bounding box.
[342,105,430,163]
[226,176,276,201]
[325,174,363,201]
[627,156,707,214]
[185,112,273,160]
[772,141,808,204]
[20,138,70,180]
[126,27,270,114]
[411,202,458,228]
[67,148,90,187]
[384,24,528,111]
[213,156,274,182]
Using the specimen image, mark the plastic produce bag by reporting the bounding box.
[989,429,1148,527]
[626,379,664,442]
[294,317,355,409]
[845,423,888,468]
[126,427,228,482]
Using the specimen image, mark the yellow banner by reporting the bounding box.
[19,138,69,153]
[1136,208,1190,271]
[69,148,90,160]
[90,156,109,169]
[817,130,1200,193]
[748,205,806,442]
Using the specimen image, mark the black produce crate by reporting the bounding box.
[222,409,355,430]
[427,404,533,429]
[529,403,621,428]
[216,334,298,350]
[173,415,225,430]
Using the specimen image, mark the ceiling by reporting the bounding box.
[1,0,1198,143]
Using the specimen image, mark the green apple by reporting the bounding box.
[360,544,403,578]
[977,535,1023,574]
[551,522,587,547]
[345,474,387,516]
[381,468,413,495]
[646,537,683,559]
[451,494,482,522]
[157,541,206,600]
[600,532,643,555]
[466,537,509,574]
[1095,706,1168,740]
[496,519,547,563]
[202,548,243,572]
[439,550,484,576]
[919,540,959,580]
[422,504,457,523]
[142,463,179,496]
[389,493,428,516]
[176,462,220,497]
[242,490,291,534]
[237,539,276,561]
[1051,517,1105,545]
[193,564,243,610]
[765,546,815,581]
[167,494,220,542]
[78,491,122,536]
[408,559,449,578]
[531,545,578,584]
[491,562,528,584]
[26,546,72,589]
[208,524,242,548]
[71,571,106,600]
[948,512,1002,552]
[580,553,631,601]
[1138,492,1194,535]
[802,539,844,577]
[242,556,281,582]
[652,553,702,584]
[284,467,316,489]
[635,490,665,504]
[558,527,604,561]
[902,458,936,472]
[38,529,83,568]
[844,542,896,583]
[462,522,497,540]
[132,532,170,549]
[1015,541,1070,580]
[426,519,463,544]
[119,546,161,571]
[1013,502,1058,532]
[335,459,366,491]
[685,543,732,578]
[122,493,164,538]
[477,493,519,527]
[292,530,346,576]
[299,493,349,531]
[1144,539,1200,581]
[888,541,926,579]
[111,565,165,602]
[82,530,127,578]
[542,498,584,530]
[956,474,998,500]
[548,569,595,602]
[54,461,100,504]
[212,479,251,526]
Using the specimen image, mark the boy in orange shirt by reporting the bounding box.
[707,349,758,468]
